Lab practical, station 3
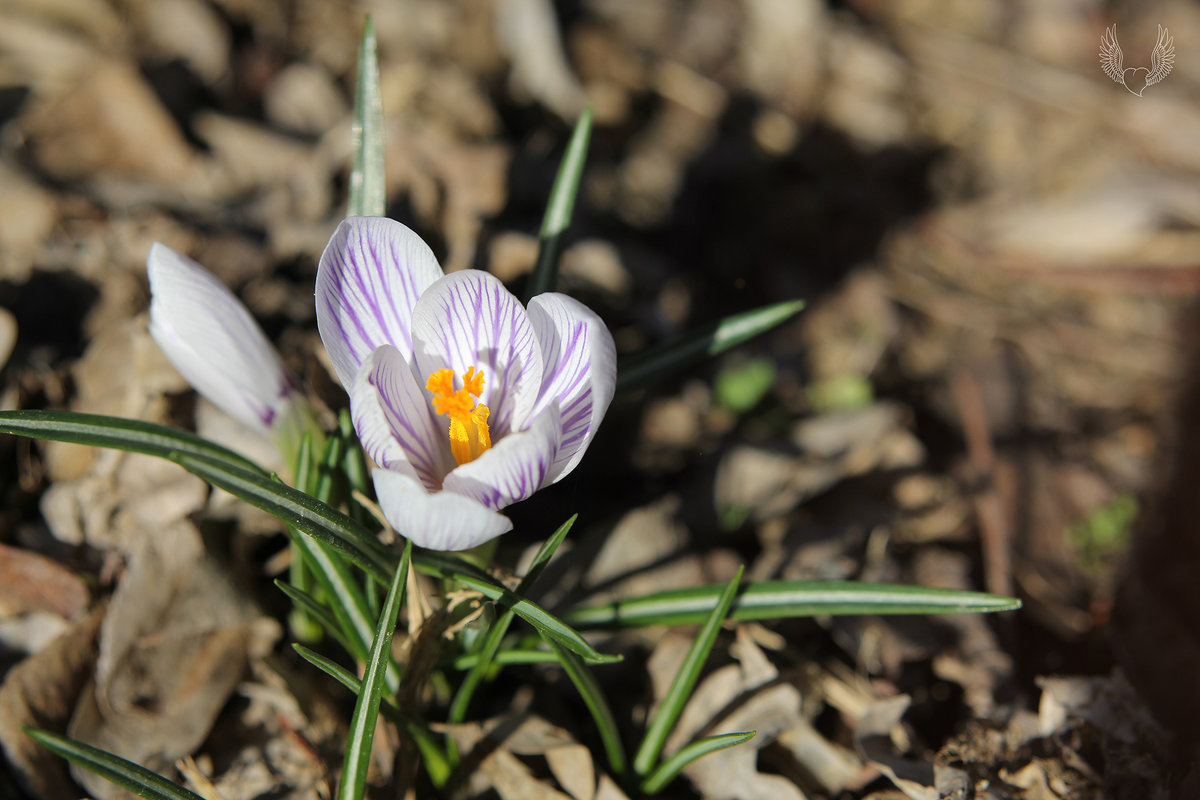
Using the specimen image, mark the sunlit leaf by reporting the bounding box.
[337,540,410,800]
[416,550,605,662]
[640,731,755,795]
[347,15,385,218]
[569,579,1021,628]
[24,727,204,800]
[0,409,263,473]
[634,566,742,776]
[170,451,393,581]
[294,642,452,787]
[526,107,593,299]
[449,515,578,724]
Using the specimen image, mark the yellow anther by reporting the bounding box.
[462,366,485,397]
[426,367,492,465]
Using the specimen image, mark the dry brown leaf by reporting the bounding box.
[22,59,196,184]
[545,745,595,800]
[716,402,924,525]
[66,523,273,799]
[855,694,935,800]
[583,496,704,602]
[0,542,89,620]
[444,712,590,800]
[653,628,860,799]
[0,608,104,800]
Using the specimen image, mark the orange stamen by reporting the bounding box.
[426,367,492,465]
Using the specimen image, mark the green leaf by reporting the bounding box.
[347,14,385,218]
[0,410,263,474]
[452,648,573,669]
[338,540,411,800]
[338,408,371,499]
[287,530,379,658]
[294,643,452,788]
[569,579,1022,628]
[517,514,577,594]
[640,731,755,795]
[415,550,605,662]
[275,580,358,657]
[633,566,742,776]
[545,638,627,775]
[287,433,322,642]
[449,515,578,724]
[170,451,393,581]
[616,300,805,393]
[23,727,204,800]
[287,435,399,692]
[293,643,364,695]
[526,107,593,300]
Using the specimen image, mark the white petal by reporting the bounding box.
[147,242,297,434]
[411,270,543,439]
[442,404,561,510]
[350,345,454,491]
[527,292,617,485]
[373,468,512,551]
[316,217,444,390]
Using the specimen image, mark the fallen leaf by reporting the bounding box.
[0,542,89,620]
[66,523,273,799]
[0,608,104,800]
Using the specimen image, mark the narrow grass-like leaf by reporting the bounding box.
[415,550,603,662]
[634,566,743,776]
[616,300,805,393]
[452,648,574,669]
[449,515,577,723]
[526,107,593,299]
[287,531,378,658]
[640,731,755,795]
[287,434,322,641]
[338,540,411,800]
[448,609,514,725]
[294,643,363,694]
[275,580,358,657]
[170,451,392,581]
[295,644,452,788]
[347,15,385,218]
[286,435,397,691]
[23,727,204,800]
[338,409,371,499]
[569,579,1022,629]
[518,514,577,593]
[0,410,263,473]
[310,426,345,500]
[545,638,627,775]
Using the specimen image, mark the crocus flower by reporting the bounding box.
[147,243,314,464]
[316,217,616,551]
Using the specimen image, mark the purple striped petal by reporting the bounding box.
[316,217,444,390]
[410,271,543,439]
[527,292,617,485]
[442,404,561,510]
[350,345,455,492]
[373,468,512,551]
[147,243,299,434]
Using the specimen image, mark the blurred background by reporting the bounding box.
[1,0,1199,797]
